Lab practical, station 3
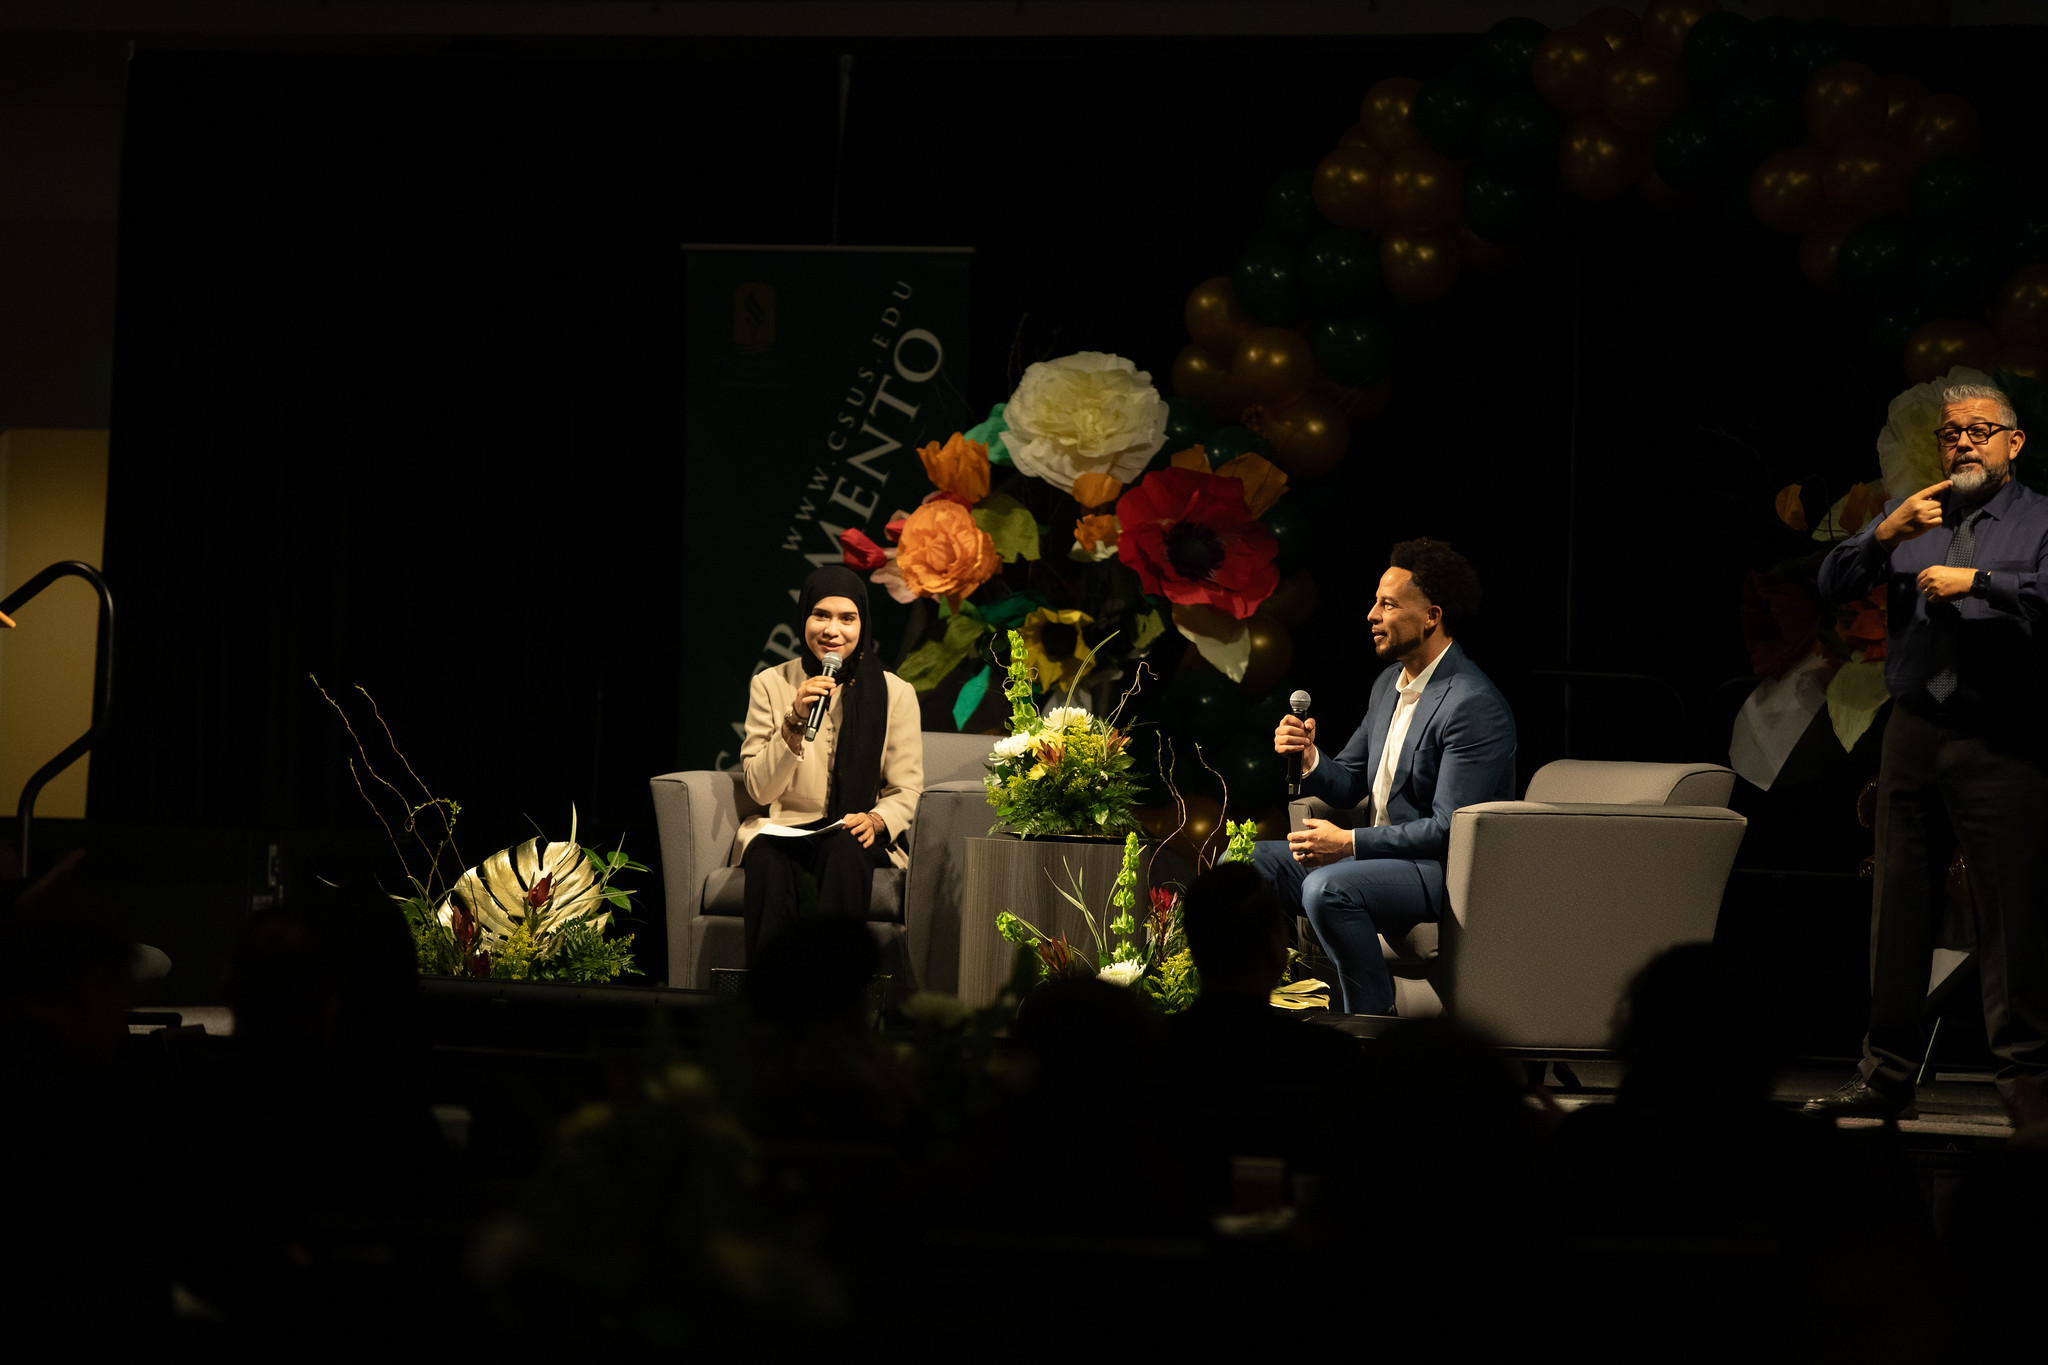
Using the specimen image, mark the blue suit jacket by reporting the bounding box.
[1300,641,1518,915]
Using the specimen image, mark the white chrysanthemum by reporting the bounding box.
[1097,960,1146,987]
[1042,705,1094,730]
[990,732,1036,759]
[1000,352,1168,494]
[1877,364,1993,499]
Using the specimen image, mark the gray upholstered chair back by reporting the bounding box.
[1523,759,1736,808]
[921,731,995,787]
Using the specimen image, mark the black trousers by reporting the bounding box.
[1865,702,2048,1094]
[741,827,891,964]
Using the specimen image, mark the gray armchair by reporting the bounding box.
[1293,759,1747,1047]
[651,731,997,991]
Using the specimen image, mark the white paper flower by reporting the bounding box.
[1097,960,1145,987]
[1000,352,1168,494]
[1876,365,1993,499]
[990,731,1036,759]
[1042,705,1094,730]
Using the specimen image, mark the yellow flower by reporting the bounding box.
[1018,607,1096,694]
[916,432,992,503]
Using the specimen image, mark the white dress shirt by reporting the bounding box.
[1369,646,1448,827]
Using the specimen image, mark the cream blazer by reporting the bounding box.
[736,657,924,870]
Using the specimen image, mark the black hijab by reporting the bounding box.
[795,565,889,820]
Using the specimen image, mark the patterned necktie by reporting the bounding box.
[1925,507,1985,705]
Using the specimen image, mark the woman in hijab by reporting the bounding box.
[737,564,924,963]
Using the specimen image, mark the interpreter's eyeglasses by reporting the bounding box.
[1936,422,2015,448]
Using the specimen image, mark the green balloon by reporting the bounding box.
[1309,311,1395,389]
[1233,233,1303,325]
[1913,156,1996,233]
[1263,497,1314,576]
[1298,228,1386,316]
[1916,231,2002,315]
[1168,667,1240,738]
[1785,18,1856,78]
[1203,426,1272,466]
[1263,167,1329,246]
[1654,102,1729,193]
[1477,16,1549,93]
[1214,729,1281,804]
[1992,191,2048,270]
[1838,218,1922,301]
[1478,93,1563,183]
[1716,72,1802,163]
[1463,168,1546,244]
[1866,303,1923,366]
[1163,397,1216,454]
[1682,11,1758,94]
[1414,70,1489,160]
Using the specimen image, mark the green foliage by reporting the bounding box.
[984,632,1142,838]
[410,909,462,977]
[492,922,539,980]
[534,923,643,984]
[1223,819,1258,864]
[1143,947,1201,1014]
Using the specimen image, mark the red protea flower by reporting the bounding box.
[526,873,553,909]
[1114,466,1279,620]
[1037,935,1074,973]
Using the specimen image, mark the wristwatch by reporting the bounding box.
[1972,569,1990,598]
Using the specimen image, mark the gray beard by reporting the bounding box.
[1950,461,2005,505]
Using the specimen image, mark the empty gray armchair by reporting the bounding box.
[652,731,996,990]
[1293,759,1746,1046]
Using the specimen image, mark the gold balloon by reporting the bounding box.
[1338,122,1376,149]
[1380,226,1460,303]
[1168,794,1225,868]
[1533,26,1612,115]
[1882,73,1926,142]
[1264,391,1350,477]
[1904,318,1999,384]
[1991,264,2048,346]
[1381,146,1463,230]
[1992,344,2048,382]
[1805,60,1886,150]
[1172,343,1233,414]
[1360,77,1422,155]
[1903,94,1981,167]
[1232,327,1319,408]
[1580,5,1643,53]
[1800,219,1854,292]
[1312,143,1387,231]
[1185,276,1252,356]
[1559,115,1644,201]
[1822,134,1906,220]
[1643,0,1718,55]
[1750,146,1828,234]
[1262,569,1318,630]
[1600,46,1690,133]
[1238,614,1295,695]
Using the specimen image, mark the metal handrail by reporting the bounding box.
[0,561,114,877]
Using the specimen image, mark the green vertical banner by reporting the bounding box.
[682,245,972,771]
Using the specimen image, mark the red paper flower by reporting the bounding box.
[1114,466,1279,620]
[839,527,889,571]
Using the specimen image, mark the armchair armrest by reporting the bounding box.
[1289,795,1372,832]
[650,770,747,987]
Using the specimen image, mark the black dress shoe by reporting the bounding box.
[1803,1076,1917,1120]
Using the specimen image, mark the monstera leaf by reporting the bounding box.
[438,808,607,953]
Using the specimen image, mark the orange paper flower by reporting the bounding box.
[896,498,998,607]
[1075,513,1119,554]
[917,432,991,504]
[1214,453,1289,517]
[1072,471,1123,508]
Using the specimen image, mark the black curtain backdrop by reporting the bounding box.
[99,30,2048,1011]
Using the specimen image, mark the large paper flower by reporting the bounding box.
[1000,351,1168,494]
[1876,364,1993,499]
[895,498,999,608]
[917,432,991,503]
[1018,608,1096,694]
[1115,466,1279,620]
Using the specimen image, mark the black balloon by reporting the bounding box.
[1298,227,1386,315]
[1479,93,1564,182]
[1463,167,1547,243]
[1263,497,1314,575]
[1413,70,1490,160]
[1682,10,1758,94]
[1233,234,1304,324]
[1717,72,1804,162]
[1916,230,2003,315]
[1264,167,1331,245]
[1214,728,1281,805]
[1838,217,1922,300]
[1478,16,1549,93]
[1203,425,1273,465]
[1654,102,1728,193]
[1309,311,1396,388]
[1912,155,1996,233]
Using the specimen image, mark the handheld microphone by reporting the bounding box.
[1286,690,1311,798]
[803,652,843,742]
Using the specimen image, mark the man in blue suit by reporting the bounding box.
[1252,539,1517,1015]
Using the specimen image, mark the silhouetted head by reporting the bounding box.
[1180,861,1290,997]
[0,854,141,1068]
[1011,971,1154,1093]
[745,916,879,1026]
[1612,942,1784,1106]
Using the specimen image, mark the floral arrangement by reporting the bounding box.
[983,627,1141,838]
[838,350,1296,743]
[1732,365,2048,789]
